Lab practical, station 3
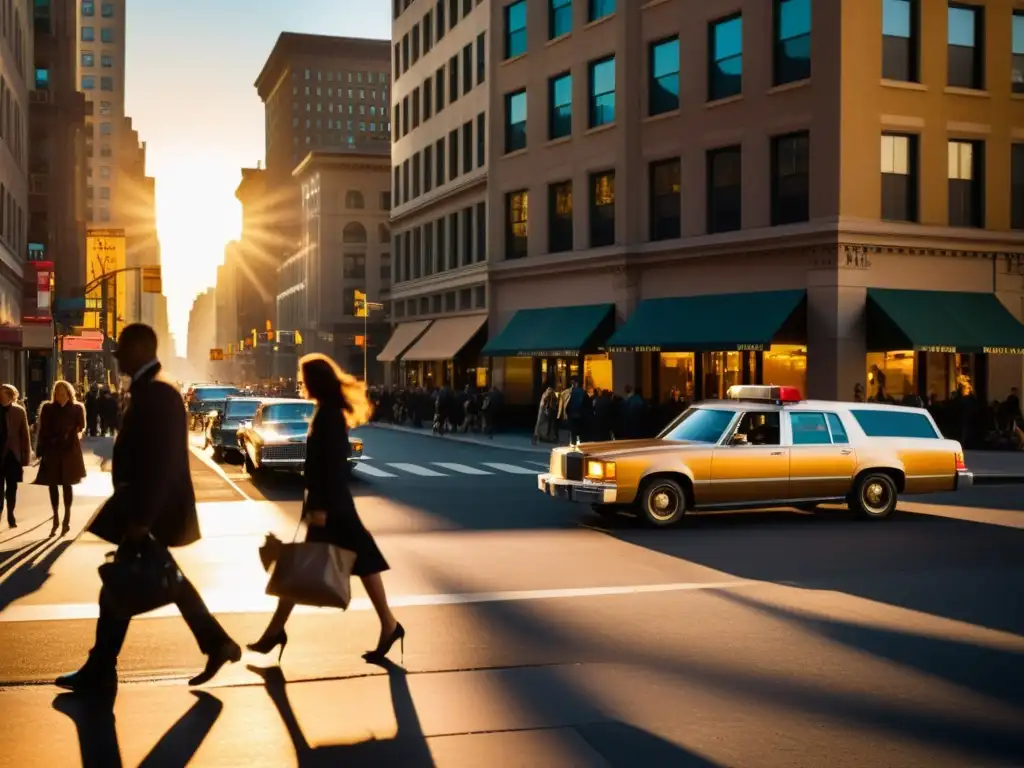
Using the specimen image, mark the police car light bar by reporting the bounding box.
[726,385,803,403]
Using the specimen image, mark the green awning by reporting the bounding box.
[867,289,1024,354]
[605,290,806,352]
[482,303,615,357]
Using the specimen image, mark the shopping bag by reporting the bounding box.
[98,536,183,618]
[266,542,357,609]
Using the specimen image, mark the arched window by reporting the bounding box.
[343,222,367,244]
[378,223,391,243]
[345,190,365,209]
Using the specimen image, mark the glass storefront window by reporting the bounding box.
[865,351,915,401]
[702,351,741,399]
[584,354,613,393]
[925,352,973,401]
[763,345,807,392]
[659,353,695,401]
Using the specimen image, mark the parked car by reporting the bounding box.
[204,396,262,463]
[237,398,364,479]
[186,385,240,431]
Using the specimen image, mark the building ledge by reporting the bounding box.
[390,172,487,223]
[389,261,488,298]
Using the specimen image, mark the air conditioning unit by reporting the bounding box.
[29,90,50,104]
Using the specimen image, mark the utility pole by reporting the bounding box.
[354,290,384,384]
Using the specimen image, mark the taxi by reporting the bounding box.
[537,385,973,527]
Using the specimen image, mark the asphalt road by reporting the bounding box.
[0,428,1021,767]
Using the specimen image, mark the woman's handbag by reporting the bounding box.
[98,536,183,618]
[262,521,357,609]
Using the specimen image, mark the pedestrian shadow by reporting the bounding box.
[247,659,435,767]
[0,538,73,611]
[53,689,222,768]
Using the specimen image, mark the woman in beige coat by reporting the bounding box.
[33,381,87,536]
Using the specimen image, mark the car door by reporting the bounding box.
[708,411,789,505]
[787,411,857,500]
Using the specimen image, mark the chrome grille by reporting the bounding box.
[262,444,306,461]
[563,452,584,481]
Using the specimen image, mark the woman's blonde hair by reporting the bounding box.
[50,380,77,403]
[299,353,372,429]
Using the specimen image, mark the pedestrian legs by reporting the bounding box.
[1,456,19,527]
[48,484,73,536]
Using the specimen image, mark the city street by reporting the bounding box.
[0,428,1022,766]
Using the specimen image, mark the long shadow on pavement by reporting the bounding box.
[414,560,1024,764]
[53,689,222,768]
[0,537,73,611]
[594,507,1024,636]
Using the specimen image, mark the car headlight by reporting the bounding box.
[586,460,616,481]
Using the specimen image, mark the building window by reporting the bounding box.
[449,55,459,102]
[548,181,573,253]
[35,69,50,90]
[436,137,445,183]
[948,3,984,90]
[476,112,486,167]
[424,78,433,120]
[505,89,527,153]
[476,202,487,262]
[948,140,984,228]
[101,53,113,68]
[462,43,473,95]
[462,120,473,173]
[101,2,114,17]
[880,133,917,222]
[449,129,459,180]
[81,75,96,90]
[82,1,95,15]
[448,213,460,268]
[770,131,810,225]
[424,145,434,192]
[548,72,572,139]
[1012,144,1024,230]
[463,207,474,265]
[706,146,742,233]
[505,1,527,59]
[477,32,487,84]
[100,77,113,91]
[101,27,114,43]
[435,68,445,113]
[882,0,918,82]
[649,37,680,116]
[588,56,615,128]
[589,171,615,247]
[506,190,528,259]
[81,26,94,41]
[1014,12,1024,94]
[708,14,743,101]
[588,0,614,22]
[649,158,680,241]
[82,52,95,67]
[550,0,572,39]
[773,0,811,85]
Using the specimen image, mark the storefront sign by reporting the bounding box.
[604,345,661,353]
[983,347,1024,355]
[917,346,957,353]
[735,344,765,352]
[515,350,580,358]
[63,335,105,352]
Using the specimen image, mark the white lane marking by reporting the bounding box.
[525,461,550,468]
[432,462,494,475]
[0,579,762,623]
[482,462,538,475]
[353,463,399,478]
[189,445,252,502]
[387,463,447,477]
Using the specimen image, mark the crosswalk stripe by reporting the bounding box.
[432,462,494,475]
[354,463,399,478]
[387,462,447,477]
[482,462,539,475]
[525,461,550,468]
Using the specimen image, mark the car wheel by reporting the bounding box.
[849,472,898,520]
[638,478,688,527]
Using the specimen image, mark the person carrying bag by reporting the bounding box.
[261,518,358,614]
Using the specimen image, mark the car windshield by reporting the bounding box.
[659,407,736,443]
[194,387,238,401]
[263,403,314,423]
[224,400,260,419]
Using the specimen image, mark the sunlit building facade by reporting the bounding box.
[467,0,1024,420]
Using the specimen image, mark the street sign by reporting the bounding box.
[142,266,162,294]
[63,335,104,352]
[209,348,224,361]
[354,290,367,318]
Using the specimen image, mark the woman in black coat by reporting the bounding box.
[33,380,87,537]
[248,353,403,663]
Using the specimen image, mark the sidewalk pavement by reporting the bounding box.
[364,423,1024,478]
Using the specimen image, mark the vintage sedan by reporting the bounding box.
[538,385,973,527]
[186,385,240,431]
[204,396,262,463]
[237,398,364,478]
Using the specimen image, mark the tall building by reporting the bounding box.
[388,0,1024,418]
[186,287,216,380]
[29,0,88,404]
[277,146,392,379]
[382,0,490,389]
[0,0,32,382]
[75,0,126,227]
[213,240,240,380]
[118,115,160,328]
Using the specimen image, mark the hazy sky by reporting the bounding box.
[123,0,390,356]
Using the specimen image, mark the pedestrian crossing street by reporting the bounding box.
[352,458,547,479]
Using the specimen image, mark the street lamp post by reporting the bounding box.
[354,290,383,384]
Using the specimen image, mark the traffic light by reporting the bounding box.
[354,290,367,318]
[354,335,365,348]
[251,328,258,346]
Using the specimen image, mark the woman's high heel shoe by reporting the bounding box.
[247,629,288,662]
[363,623,405,664]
